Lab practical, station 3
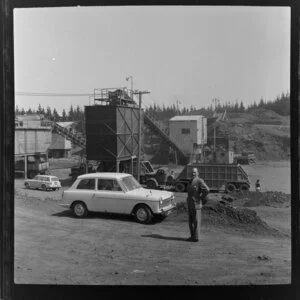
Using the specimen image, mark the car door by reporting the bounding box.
[73,178,96,211]
[31,175,41,189]
[38,176,45,189]
[93,178,126,214]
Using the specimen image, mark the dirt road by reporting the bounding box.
[14,179,291,285]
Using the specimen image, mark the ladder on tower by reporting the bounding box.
[52,122,86,150]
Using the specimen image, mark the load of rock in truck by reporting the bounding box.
[174,163,251,193]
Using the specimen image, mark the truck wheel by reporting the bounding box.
[146,180,157,189]
[226,183,236,193]
[240,184,249,191]
[134,205,153,224]
[28,172,35,179]
[175,182,186,193]
[72,201,88,218]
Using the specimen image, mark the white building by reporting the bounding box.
[169,115,207,156]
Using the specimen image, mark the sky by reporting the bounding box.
[13,6,290,114]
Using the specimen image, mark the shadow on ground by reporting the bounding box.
[141,234,187,242]
[51,210,166,225]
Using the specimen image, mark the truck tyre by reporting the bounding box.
[72,201,88,218]
[146,180,157,189]
[240,184,249,191]
[28,172,35,179]
[175,182,186,193]
[134,205,153,224]
[226,183,236,193]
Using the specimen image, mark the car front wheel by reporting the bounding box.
[72,201,88,218]
[134,205,153,224]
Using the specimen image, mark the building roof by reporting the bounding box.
[57,122,74,128]
[169,115,203,121]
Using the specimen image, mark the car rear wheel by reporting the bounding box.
[25,182,29,189]
[72,201,88,218]
[134,205,153,224]
[41,184,47,191]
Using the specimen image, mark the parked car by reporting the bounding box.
[60,173,176,224]
[24,175,61,191]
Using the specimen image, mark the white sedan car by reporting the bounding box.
[60,173,176,224]
[24,175,61,191]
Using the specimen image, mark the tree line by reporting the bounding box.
[15,104,84,122]
[15,92,289,122]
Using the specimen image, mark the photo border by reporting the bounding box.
[1,0,299,299]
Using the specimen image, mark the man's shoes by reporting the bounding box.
[186,237,199,242]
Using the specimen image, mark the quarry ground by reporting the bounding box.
[14,160,291,285]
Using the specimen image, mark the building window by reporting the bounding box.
[181,128,190,134]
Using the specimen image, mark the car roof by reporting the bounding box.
[77,172,131,180]
[36,175,58,179]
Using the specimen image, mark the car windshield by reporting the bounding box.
[51,177,59,181]
[121,175,141,192]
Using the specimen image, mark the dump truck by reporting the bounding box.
[174,163,251,193]
[234,151,256,164]
[15,152,50,179]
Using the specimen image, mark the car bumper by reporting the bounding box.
[159,203,176,216]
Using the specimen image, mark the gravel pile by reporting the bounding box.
[230,191,291,208]
[174,198,284,236]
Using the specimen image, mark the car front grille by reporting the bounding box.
[162,197,173,207]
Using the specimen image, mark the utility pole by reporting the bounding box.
[126,76,133,99]
[132,90,150,182]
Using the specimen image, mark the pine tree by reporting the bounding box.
[46,106,52,120]
[52,108,60,121]
[61,109,67,121]
[240,101,245,112]
[37,103,42,114]
[258,97,264,107]
[68,105,74,121]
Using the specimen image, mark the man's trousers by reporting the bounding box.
[188,207,202,240]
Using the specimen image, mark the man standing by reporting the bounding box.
[255,179,261,192]
[186,167,210,242]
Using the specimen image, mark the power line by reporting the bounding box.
[16,92,93,97]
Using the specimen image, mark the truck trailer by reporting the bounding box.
[174,163,251,192]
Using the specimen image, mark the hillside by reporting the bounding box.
[145,108,290,163]
[218,108,290,161]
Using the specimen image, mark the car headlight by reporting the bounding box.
[159,197,163,208]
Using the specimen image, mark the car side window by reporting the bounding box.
[76,179,95,190]
[97,179,122,191]
[112,180,122,191]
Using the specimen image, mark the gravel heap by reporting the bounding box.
[229,191,291,208]
[174,198,284,236]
